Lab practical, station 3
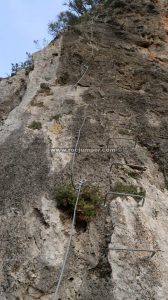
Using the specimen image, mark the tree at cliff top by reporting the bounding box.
[48,0,104,37]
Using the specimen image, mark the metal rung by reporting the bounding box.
[107,192,145,207]
[110,162,146,172]
[109,137,134,141]
[107,137,137,148]
[109,247,161,257]
[154,136,168,140]
[127,163,146,170]
[108,192,144,198]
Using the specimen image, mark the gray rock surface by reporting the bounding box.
[1,1,168,299]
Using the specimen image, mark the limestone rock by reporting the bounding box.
[1,1,168,299]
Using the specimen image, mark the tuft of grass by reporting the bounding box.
[164,177,168,190]
[55,184,103,221]
[40,82,50,91]
[57,72,69,85]
[38,83,53,95]
[31,99,44,107]
[113,182,146,199]
[29,121,42,130]
[50,123,63,135]
[118,128,131,135]
[50,114,60,121]
[25,64,34,75]
[163,169,168,190]
[127,172,140,179]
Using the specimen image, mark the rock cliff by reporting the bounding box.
[0,0,168,299]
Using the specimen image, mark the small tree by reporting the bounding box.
[48,11,78,37]
[67,0,87,15]
[66,0,100,15]
[33,39,49,50]
[20,52,32,69]
[11,52,33,76]
[84,0,101,9]
[48,0,102,37]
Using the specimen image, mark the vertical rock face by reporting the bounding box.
[0,1,168,299]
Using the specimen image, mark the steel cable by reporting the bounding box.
[53,179,85,300]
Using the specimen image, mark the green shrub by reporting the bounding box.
[56,185,76,209]
[82,203,96,217]
[29,121,42,130]
[55,184,103,220]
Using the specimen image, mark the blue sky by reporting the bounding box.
[0,0,64,77]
